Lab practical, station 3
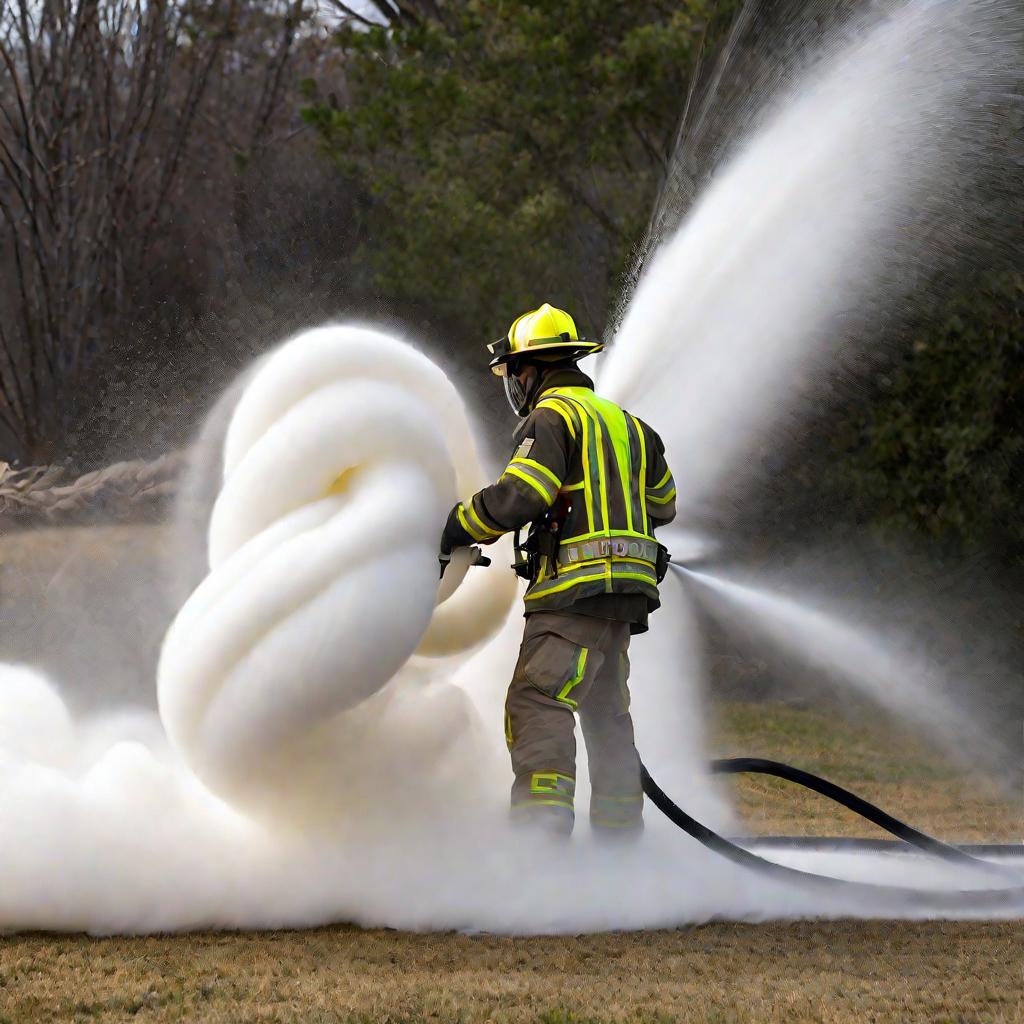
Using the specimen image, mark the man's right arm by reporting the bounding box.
[440,406,573,552]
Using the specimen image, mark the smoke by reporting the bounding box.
[1,0,1022,933]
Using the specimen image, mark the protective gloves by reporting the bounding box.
[439,503,492,579]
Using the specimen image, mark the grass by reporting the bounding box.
[712,700,1021,842]
[3,922,1021,1024]
[1,699,1021,1024]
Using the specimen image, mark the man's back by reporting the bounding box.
[438,304,676,837]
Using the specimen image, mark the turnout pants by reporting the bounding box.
[505,610,643,837]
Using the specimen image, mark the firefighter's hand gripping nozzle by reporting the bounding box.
[439,545,491,580]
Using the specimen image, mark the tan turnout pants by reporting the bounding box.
[505,610,644,836]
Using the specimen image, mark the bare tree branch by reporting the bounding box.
[0,0,307,461]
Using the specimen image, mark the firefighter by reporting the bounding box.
[439,303,676,838]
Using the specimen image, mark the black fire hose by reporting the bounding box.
[641,759,1024,908]
[646,558,1024,906]
[711,757,995,869]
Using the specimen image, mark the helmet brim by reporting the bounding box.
[487,338,604,376]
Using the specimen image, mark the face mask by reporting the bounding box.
[503,372,532,417]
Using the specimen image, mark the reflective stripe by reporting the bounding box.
[561,527,660,544]
[627,415,648,535]
[511,799,574,812]
[587,404,611,545]
[525,562,658,602]
[467,498,504,538]
[591,792,643,829]
[524,570,609,601]
[574,397,596,533]
[510,456,562,490]
[648,477,675,498]
[457,502,489,543]
[654,467,673,490]
[503,464,556,504]
[536,396,578,441]
[556,647,589,709]
[559,536,659,566]
[613,570,659,585]
[529,771,576,795]
[647,487,677,505]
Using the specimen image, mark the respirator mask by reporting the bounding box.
[502,364,535,418]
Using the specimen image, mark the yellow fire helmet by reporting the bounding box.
[486,303,603,377]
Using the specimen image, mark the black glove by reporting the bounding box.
[439,503,494,578]
[440,509,456,581]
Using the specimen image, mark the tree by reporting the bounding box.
[303,0,735,342]
[832,273,1024,560]
[0,0,312,464]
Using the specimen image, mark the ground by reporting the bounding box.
[2,701,1021,1024]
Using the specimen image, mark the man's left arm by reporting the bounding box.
[440,407,572,555]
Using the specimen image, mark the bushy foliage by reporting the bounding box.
[303,0,733,340]
[833,274,1023,559]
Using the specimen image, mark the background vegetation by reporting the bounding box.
[0,0,1020,567]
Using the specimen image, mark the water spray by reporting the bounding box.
[620,559,1024,909]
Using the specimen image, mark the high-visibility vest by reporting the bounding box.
[519,386,666,610]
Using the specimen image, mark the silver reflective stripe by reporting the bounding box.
[558,537,659,566]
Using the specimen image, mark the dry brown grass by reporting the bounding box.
[1,699,1020,1024]
[2,921,1022,1024]
[712,701,1021,842]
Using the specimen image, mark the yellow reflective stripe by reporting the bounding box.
[562,480,585,491]
[524,571,608,600]
[529,771,575,793]
[588,398,634,535]
[561,528,655,544]
[526,565,658,601]
[504,711,513,750]
[616,413,634,535]
[564,396,606,544]
[577,399,595,533]
[510,457,562,489]
[545,389,597,532]
[654,467,673,489]
[588,406,611,551]
[556,647,589,709]
[612,571,659,585]
[647,488,677,505]
[503,465,556,504]
[511,799,574,812]
[467,500,503,538]
[457,503,488,542]
[631,415,648,535]
[536,398,577,440]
